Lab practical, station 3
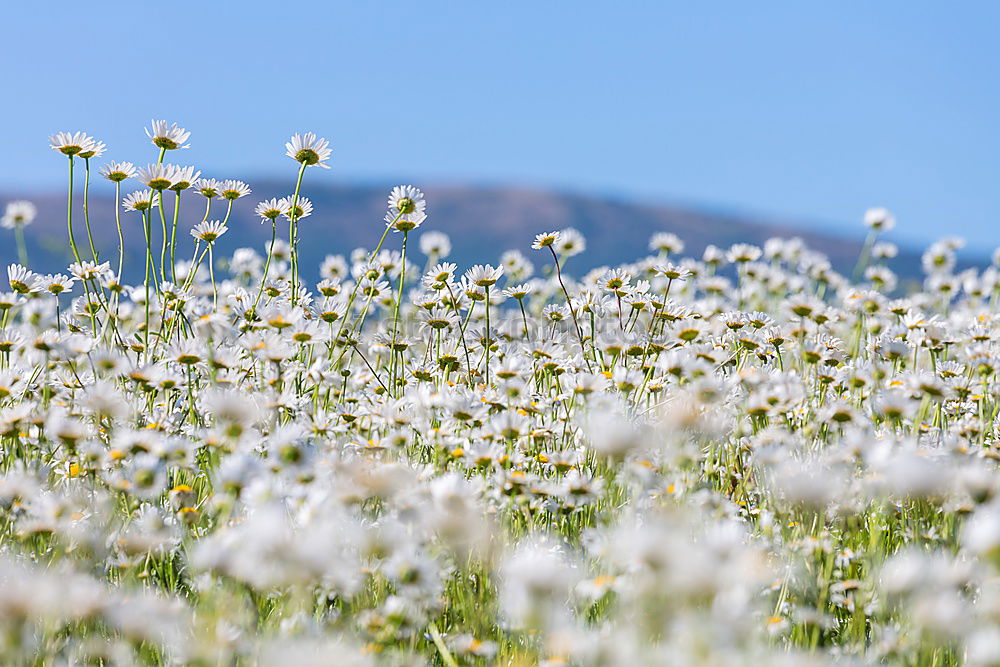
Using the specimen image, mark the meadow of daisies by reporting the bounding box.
[0,122,998,665]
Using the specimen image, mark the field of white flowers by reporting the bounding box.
[0,122,997,665]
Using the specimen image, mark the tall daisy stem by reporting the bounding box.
[14,227,28,267]
[289,162,307,305]
[251,220,278,317]
[66,156,81,264]
[83,158,98,262]
[142,210,152,360]
[114,182,124,279]
[209,244,218,308]
[169,191,181,283]
[549,246,592,372]
[158,191,169,284]
[484,285,492,385]
[389,230,409,394]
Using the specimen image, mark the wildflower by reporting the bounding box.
[167,165,200,191]
[78,140,107,159]
[193,178,222,199]
[465,264,504,287]
[285,132,332,168]
[279,195,313,221]
[255,198,284,222]
[49,131,96,156]
[864,207,895,231]
[122,189,158,212]
[387,185,426,216]
[532,231,561,249]
[504,283,533,300]
[420,231,451,257]
[7,264,40,294]
[555,228,586,257]
[69,261,112,281]
[191,221,228,243]
[1,201,37,229]
[146,119,191,150]
[100,161,137,182]
[136,163,176,190]
[42,274,75,295]
[218,179,252,201]
[649,231,685,254]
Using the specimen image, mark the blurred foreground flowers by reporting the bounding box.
[0,123,998,664]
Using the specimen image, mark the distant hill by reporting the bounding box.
[0,181,934,281]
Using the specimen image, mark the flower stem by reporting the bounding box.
[14,226,28,267]
[66,156,81,264]
[288,162,307,305]
[158,190,169,284]
[389,231,409,395]
[169,191,181,283]
[549,246,592,372]
[484,284,492,385]
[142,209,152,360]
[114,182,124,279]
[82,158,99,262]
[251,221,278,318]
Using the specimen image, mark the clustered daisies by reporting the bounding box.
[0,123,998,665]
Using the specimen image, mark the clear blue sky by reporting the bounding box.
[4,2,998,249]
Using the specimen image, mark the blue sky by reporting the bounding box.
[3,2,998,249]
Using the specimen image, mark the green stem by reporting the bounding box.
[114,182,124,279]
[14,226,28,267]
[209,244,218,308]
[289,162,307,305]
[158,190,169,284]
[83,158,98,262]
[484,284,491,385]
[251,221,278,317]
[66,156,81,264]
[445,281,475,384]
[169,191,181,283]
[142,210,152,360]
[549,246,592,372]
[331,213,400,361]
[427,622,458,667]
[389,231,409,395]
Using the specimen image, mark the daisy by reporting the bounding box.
[531,231,561,250]
[656,263,691,281]
[424,262,457,287]
[136,164,177,190]
[218,180,251,201]
[387,185,426,216]
[49,131,96,156]
[100,161,136,183]
[255,198,284,222]
[279,195,313,221]
[7,264,40,294]
[42,274,75,295]
[122,190,158,212]
[146,120,191,151]
[386,209,426,232]
[285,132,332,168]
[191,221,228,243]
[555,228,586,257]
[649,231,685,254]
[78,140,107,160]
[726,243,762,263]
[168,166,200,192]
[465,264,504,287]
[69,261,112,281]
[864,207,896,232]
[1,201,37,229]
[193,178,223,199]
[504,283,533,300]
